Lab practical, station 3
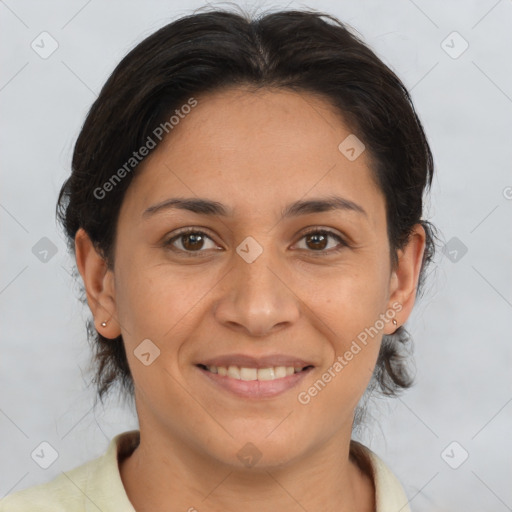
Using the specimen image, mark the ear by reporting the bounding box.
[75,228,121,339]
[384,223,426,334]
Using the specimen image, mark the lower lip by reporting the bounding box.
[196,365,314,399]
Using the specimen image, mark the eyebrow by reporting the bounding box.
[142,195,368,220]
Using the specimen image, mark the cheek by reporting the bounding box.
[114,257,217,344]
[301,262,388,384]
[304,260,389,332]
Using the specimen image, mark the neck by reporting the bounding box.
[119,426,375,512]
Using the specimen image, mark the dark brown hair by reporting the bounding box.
[56,5,438,411]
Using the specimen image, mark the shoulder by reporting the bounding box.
[0,430,140,512]
[350,440,411,512]
[0,456,99,512]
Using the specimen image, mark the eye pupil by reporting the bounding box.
[182,233,204,250]
[306,232,328,250]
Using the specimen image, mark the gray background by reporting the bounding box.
[1,0,511,510]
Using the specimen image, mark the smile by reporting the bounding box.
[198,364,313,381]
[195,363,314,399]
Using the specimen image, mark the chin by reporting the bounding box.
[215,427,310,470]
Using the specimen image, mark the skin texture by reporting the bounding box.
[75,86,426,512]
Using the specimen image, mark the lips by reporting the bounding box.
[194,353,315,398]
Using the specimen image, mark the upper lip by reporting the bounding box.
[197,353,315,369]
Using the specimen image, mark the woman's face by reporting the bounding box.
[78,86,425,468]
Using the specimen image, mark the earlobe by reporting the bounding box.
[75,228,121,339]
[385,224,427,334]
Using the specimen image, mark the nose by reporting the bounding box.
[212,243,300,337]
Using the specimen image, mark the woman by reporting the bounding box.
[1,6,437,511]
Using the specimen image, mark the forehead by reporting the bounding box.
[121,86,384,227]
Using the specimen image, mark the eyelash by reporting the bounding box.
[163,227,348,257]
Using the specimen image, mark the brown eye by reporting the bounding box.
[295,229,347,254]
[180,232,206,251]
[165,229,218,255]
[305,232,328,250]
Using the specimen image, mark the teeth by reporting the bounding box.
[240,367,257,381]
[203,365,307,381]
[274,366,287,378]
[258,367,275,381]
[227,365,240,379]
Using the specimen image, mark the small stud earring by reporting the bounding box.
[392,319,398,326]
[101,321,107,328]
